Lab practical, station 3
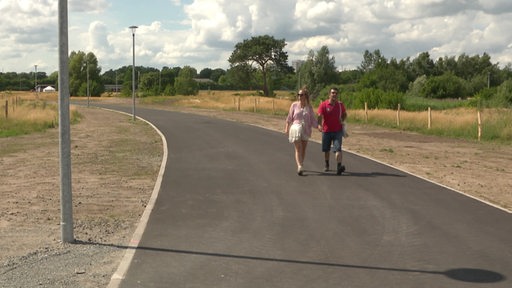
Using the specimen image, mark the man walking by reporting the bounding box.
[317,87,347,175]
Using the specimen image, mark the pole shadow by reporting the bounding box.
[76,240,506,284]
[301,170,405,178]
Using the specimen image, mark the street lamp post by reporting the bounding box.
[129,25,138,121]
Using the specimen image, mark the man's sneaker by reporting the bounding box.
[324,164,329,172]
[336,164,346,175]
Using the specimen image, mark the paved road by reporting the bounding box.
[101,105,511,288]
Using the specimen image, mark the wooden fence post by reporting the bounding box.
[272,99,275,115]
[364,102,368,123]
[396,103,401,127]
[428,107,432,129]
[477,110,482,141]
[4,100,8,118]
[237,97,241,111]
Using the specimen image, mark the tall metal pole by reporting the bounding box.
[58,0,74,243]
[129,26,138,121]
[59,0,75,243]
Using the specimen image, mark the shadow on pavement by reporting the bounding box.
[301,170,406,178]
[76,241,505,284]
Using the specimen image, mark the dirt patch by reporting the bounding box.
[0,102,511,287]
[0,107,162,287]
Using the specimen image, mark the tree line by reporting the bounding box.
[1,34,511,109]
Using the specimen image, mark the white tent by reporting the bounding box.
[43,86,56,92]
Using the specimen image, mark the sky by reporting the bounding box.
[1,0,512,74]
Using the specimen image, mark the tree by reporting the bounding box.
[358,65,409,92]
[496,79,512,107]
[138,72,160,96]
[69,51,103,96]
[228,35,289,96]
[298,46,338,98]
[160,67,177,95]
[199,68,213,79]
[220,64,257,90]
[174,66,198,95]
[410,52,435,78]
[358,49,387,73]
[422,72,466,99]
[210,68,226,82]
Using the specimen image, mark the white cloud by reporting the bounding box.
[2,0,512,73]
[69,0,110,13]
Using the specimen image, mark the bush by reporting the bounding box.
[467,88,496,108]
[351,88,405,110]
[422,72,466,99]
[496,79,512,107]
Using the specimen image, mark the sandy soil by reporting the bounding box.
[0,101,510,287]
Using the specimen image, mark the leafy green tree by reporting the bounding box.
[410,52,435,78]
[101,68,124,88]
[160,66,177,95]
[69,51,103,96]
[339,69,362,85]
[407,75,428,98]
[359,49,387,72]
[210,68,226,82]
[422,72,466,99]
[496,79,512,107]
[228,35,289,96]
[174,66,198,95]
[47,71,59,89]
[199,68,213,79]
[358,65,409,92]
[139,72,160,96]
[297,46,338,98]
[220,64,258,90]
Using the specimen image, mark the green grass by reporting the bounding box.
[404,96,469,111]
[0,99,82,138]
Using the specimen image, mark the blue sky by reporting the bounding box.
[96,0,190,31]
[2,0,512,74]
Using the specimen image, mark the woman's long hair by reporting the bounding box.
[299,86,312,107]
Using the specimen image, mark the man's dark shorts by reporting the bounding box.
[322,131,343,152]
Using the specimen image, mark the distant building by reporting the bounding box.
[193,78,215,84]
[105,84,122,92]
[43,86,56,92]
[35,84,55,92]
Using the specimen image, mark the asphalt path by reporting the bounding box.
[97,105,512,288]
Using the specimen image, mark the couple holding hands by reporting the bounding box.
[284,87,347,176]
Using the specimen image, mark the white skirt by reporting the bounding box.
[289,123,307,143]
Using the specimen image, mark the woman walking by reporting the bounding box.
[285,87,318,175]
